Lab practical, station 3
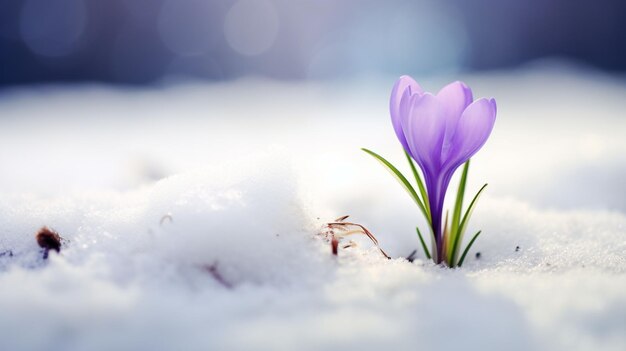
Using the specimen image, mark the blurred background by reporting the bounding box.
[0,0,624,216]
[1,0,626,86]
[1,4,624,349]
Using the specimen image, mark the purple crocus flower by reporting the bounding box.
[390,76,497,262]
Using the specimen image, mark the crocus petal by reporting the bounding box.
[390,76,423,153]
[437,81,473,160]
[402,93,446,173]
[444,98,497,170]
[386,77,496,265]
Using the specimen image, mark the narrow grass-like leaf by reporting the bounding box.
[442,211,450,265]
[416,226,431,259]
[404,151,430,218]
[428,226,438,263]
[457,230,481,267]
[361,148,429,220]
[453,183,488,264]
[449,160,470,263]
[451,161,469,237]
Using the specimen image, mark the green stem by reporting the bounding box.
[453,183,487,264]
[457,231,481,267]
[362,148,429,220]
[416,226,431,259]
[449,160,470,265]
[405,151,431,220]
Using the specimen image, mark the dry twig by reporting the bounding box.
[320,216,390,259]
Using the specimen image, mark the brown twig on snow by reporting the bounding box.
[320,216,391,259]
[331,237,339,255]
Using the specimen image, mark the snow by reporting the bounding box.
[0,65,625,351]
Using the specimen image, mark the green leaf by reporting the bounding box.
[361,148,429,220]
[451,161,470,236]
[416,226,431,259]
[428,226,438,263]
[457,230,481,267]
[448,160,470,263]
[453,183,488,264]
[405,151,430,218]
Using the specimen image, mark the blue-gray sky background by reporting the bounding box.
[1,0,625,86]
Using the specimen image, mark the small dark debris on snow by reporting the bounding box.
[203,263,233,289]
[36,227,62,259]
[159,213,173,226]
[515,246,520,252]
[0,250,13,258]
[475,252,481,259]
[406,249,418,263]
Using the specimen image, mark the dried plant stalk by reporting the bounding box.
[320,216,390,259]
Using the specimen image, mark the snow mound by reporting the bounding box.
[0,68,625,351]
[0,154,328,287]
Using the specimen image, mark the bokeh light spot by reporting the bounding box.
[224,0,279,56]
[158,0,222,57]
[307,2,468,78]
[19,0,87,58]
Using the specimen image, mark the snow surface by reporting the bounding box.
[0,65,625,351]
